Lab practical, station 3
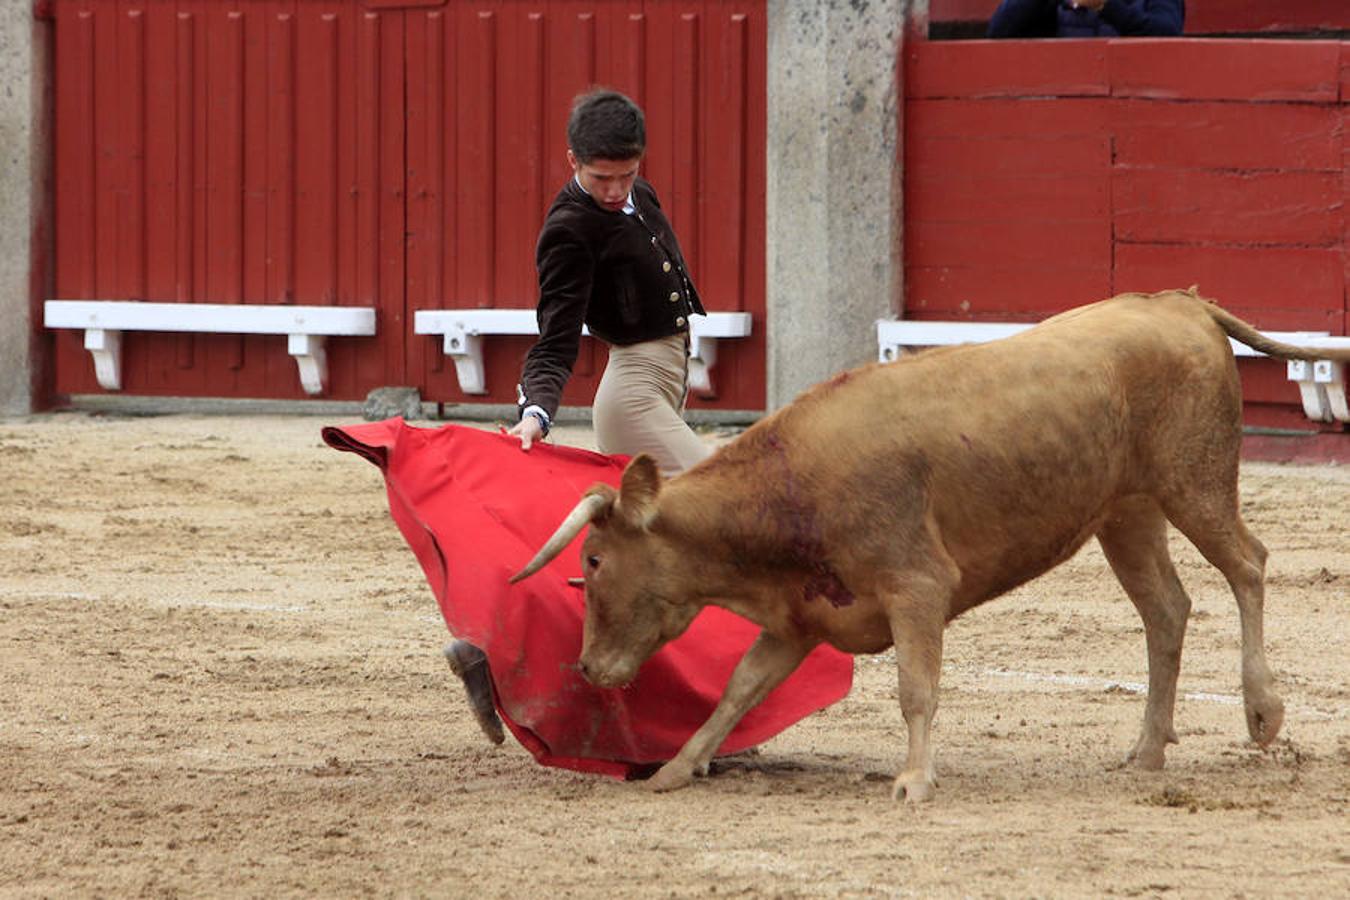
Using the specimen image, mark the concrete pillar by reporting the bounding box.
[0,5,50,416]
[765,0,922,409]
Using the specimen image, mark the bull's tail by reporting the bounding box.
[1200,298,1350,363]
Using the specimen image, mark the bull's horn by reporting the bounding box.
[509,493,611,583]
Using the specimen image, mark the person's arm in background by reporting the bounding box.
[1091,0,1185,36]
[987,0,1060,38]
[509,221,594,450]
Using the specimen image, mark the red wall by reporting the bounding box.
[48,0,766,410]
[402,2,766,411]
[904,38,1350,430]
[52,0,409,399]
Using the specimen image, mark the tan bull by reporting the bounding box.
[513,289,1350,801]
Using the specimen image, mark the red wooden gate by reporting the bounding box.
[49,0,766,411]
[903,36,1350,430]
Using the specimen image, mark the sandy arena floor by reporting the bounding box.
[1,411,1347,898]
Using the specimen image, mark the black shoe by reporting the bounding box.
[442,640,505,746]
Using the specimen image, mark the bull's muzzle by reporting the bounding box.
[577,648,640,689]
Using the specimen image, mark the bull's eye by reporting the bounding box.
[586,555,601,571]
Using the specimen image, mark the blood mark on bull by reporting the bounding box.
[763,431,855,608]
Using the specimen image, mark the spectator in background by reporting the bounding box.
[988,0,1184,37]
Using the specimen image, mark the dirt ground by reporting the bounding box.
[1,410,1347,898]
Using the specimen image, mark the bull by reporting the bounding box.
[512,289,1350,801]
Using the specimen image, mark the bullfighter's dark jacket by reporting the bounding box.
[517,176,705,423]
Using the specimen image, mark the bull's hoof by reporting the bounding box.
[645,761,695,793]
[1126,735,1173,771]
[891,771,936,803]
[1126,745,1167,771]
[1246,695,1285,747]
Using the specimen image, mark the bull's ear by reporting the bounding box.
[615,454,661,529]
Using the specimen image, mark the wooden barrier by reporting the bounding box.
[902,36,1350,430]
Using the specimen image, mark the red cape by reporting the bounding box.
[323,419,852,779]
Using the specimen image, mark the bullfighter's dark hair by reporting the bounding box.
[567,89,646,163]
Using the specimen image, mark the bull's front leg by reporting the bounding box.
[646,631,812,793]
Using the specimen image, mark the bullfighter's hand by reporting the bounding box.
[505,415,544,451]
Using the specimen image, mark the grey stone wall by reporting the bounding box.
[765,0,920,409]
[0,6,48,416]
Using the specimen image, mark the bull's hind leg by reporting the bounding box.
[1161,483,1285,749]
[880,567,956,803]
[888,610,944,803]
[1096,496,1191,769]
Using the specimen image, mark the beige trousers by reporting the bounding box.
[593,333,713,476]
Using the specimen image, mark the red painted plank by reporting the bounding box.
[906,98,1111,140]
[710,2,769,408]
[699,11,749,327]
[54,4,95,301]
[265,7,295,305]
[52,4,97,394]
[669,11,701,258]
[1112,99,1341,172]
[614,10,646,105]
[906,172,1109,224]
[1341,41,1350,102]
[909,220,1110,269]
[1110,39,1341,102]
[907,39,1109,100]
[639,4,673,202]
[1114,244,1344,322]
[407,5,460,401]
[205,9,244,305]
[352,6,405,392]
[293,5,339,306]
[115,6,146,301]
[905,266,1111,318]
[1187,1,1350,35]
[332,4,359,312]
[1220,307,1346,333]
[171,2,204,378]
[908,134,1110,179]
[928,0,997,22]
[491,10,547,309]
[205,9,246,378]
[378,8,407,388]
[91,2,118,300]
[453,8,495,308]
[354,10,380,314]
[143,1,177,304]
[1113,169,1341,246]
[1344,96,1350,336]
[403,6,440,388]
[240,3,270,308]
